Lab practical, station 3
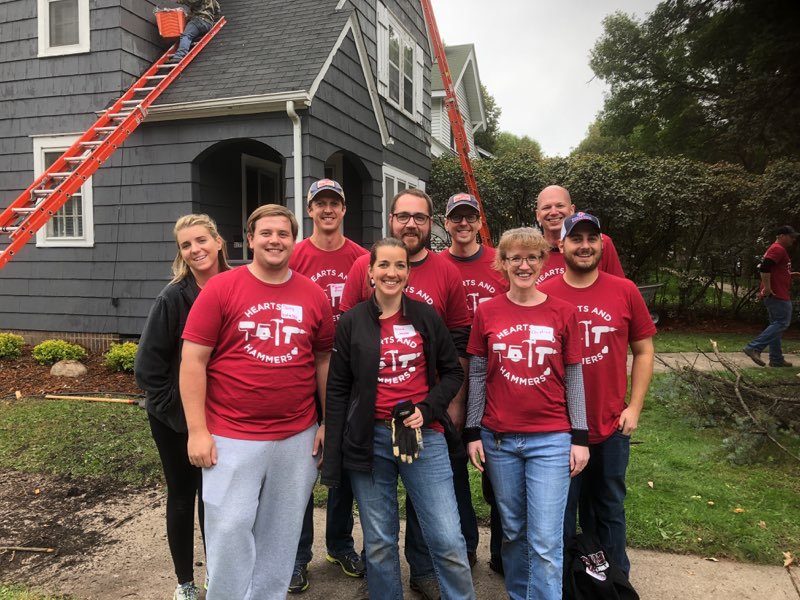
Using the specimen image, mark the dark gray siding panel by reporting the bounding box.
[308,31,384,245]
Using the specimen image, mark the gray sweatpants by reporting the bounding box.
[203,426,319,600]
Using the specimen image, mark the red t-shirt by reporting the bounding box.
[467,294,582,434]
[289,237,368,320]
[539,272,656,443]
[762,242,793,300]
[340,251,471,330]
[439,246,509,320]
[537,233,625,285]
[182,266,335,441]
[374,313,429,419]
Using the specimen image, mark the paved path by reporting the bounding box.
[637,351,799,373]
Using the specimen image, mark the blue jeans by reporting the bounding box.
[405,442,479,580]
[746,296,793,364]
[349,424,476,600]
[483,429,571,600]
[295,474,359,567]
[564,430,631,577]
[174,17,212,59]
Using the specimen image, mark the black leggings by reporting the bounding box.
[148,413,204,584]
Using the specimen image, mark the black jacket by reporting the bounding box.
[134,277,199,432]
[321,294,464,487]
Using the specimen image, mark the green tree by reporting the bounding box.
[473,84,501,154]
[587,0,800,172]
[493,132,543,161]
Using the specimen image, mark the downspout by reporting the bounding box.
[286,100,303,240]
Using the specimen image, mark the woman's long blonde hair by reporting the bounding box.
[170,214,231,284]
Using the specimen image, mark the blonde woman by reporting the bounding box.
[135,214,229,600]
[465,227,588,600]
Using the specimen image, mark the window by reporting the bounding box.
[382,165,424,236]
[33,135,94,248]
[377,3,424,120]
[38,0,90,57]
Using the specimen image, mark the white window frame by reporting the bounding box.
[376,2,424,122]
[33,134,94,248]
[382,164,425,236]
[38,0,90,58]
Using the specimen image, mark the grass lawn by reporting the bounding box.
[1,371,798,566]
[654,329,800,353]
[0,586,72,600]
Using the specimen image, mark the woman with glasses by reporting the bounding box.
[464,227,589,600]
[322,237,476,600]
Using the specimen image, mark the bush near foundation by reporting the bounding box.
[31,339,87,366]
[0,333,25,360]
[104,342,138,373]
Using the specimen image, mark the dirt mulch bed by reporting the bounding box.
[0,349,142,400]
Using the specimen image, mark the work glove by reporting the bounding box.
[391,400,423,463]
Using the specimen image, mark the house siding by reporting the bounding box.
[308,30,384,245]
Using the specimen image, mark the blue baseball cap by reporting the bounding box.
[561,212,601,239]
[307,179,345,205]
[445,193,480,217]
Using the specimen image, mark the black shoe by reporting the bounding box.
[769,359,794,367]
[743,348,766,366]
[488,556,504,576]
[288,564,309,594]
[409,577,440,600]
[326,551,366,578]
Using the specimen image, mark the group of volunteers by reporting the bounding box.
[135,179,657,600]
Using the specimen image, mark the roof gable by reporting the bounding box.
[431,43,485,131]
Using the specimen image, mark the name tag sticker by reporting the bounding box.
[394,324,416,339]
[282,304,303,322]
[329,283,345,296]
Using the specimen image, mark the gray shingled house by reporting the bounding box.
[0,0,433,347]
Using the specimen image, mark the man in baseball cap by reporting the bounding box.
[743,224,800,368]
[288,178,367,592]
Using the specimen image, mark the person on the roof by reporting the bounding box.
[169,0,221,63]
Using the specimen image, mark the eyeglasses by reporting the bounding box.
[504,255,543,267]
[392,212,431,225]
[446,213,479,224]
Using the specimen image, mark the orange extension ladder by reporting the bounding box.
[420,0,492,246]
[0,17,226,269]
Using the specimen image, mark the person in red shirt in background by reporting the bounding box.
[539,212,656,578]
[465,227,589,600]
[180,205,334,600]
[535,185,625,285]
[322,237,475,600]
[340,189,475,599]
[439,192,508,576]
[743,225,800,368]
[287,179,368,593]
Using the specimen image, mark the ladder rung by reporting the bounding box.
[108,113,132,118]
[80,141,104,146]
[32,189,54,196]
[121,100,140,105]
[133,87,156,93]
[12,208,36,214]
[1,227,19,234]
[145,75,168,80]
[96,126,117,132]
[64,156,89,163]
[157,64,178,69]
[49,172,73,178]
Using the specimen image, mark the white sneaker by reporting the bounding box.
[174,582,198,600]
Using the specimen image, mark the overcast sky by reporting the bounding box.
[432,0,662,156]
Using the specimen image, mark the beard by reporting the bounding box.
[396,227,431,257]
[564,250,601,273]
